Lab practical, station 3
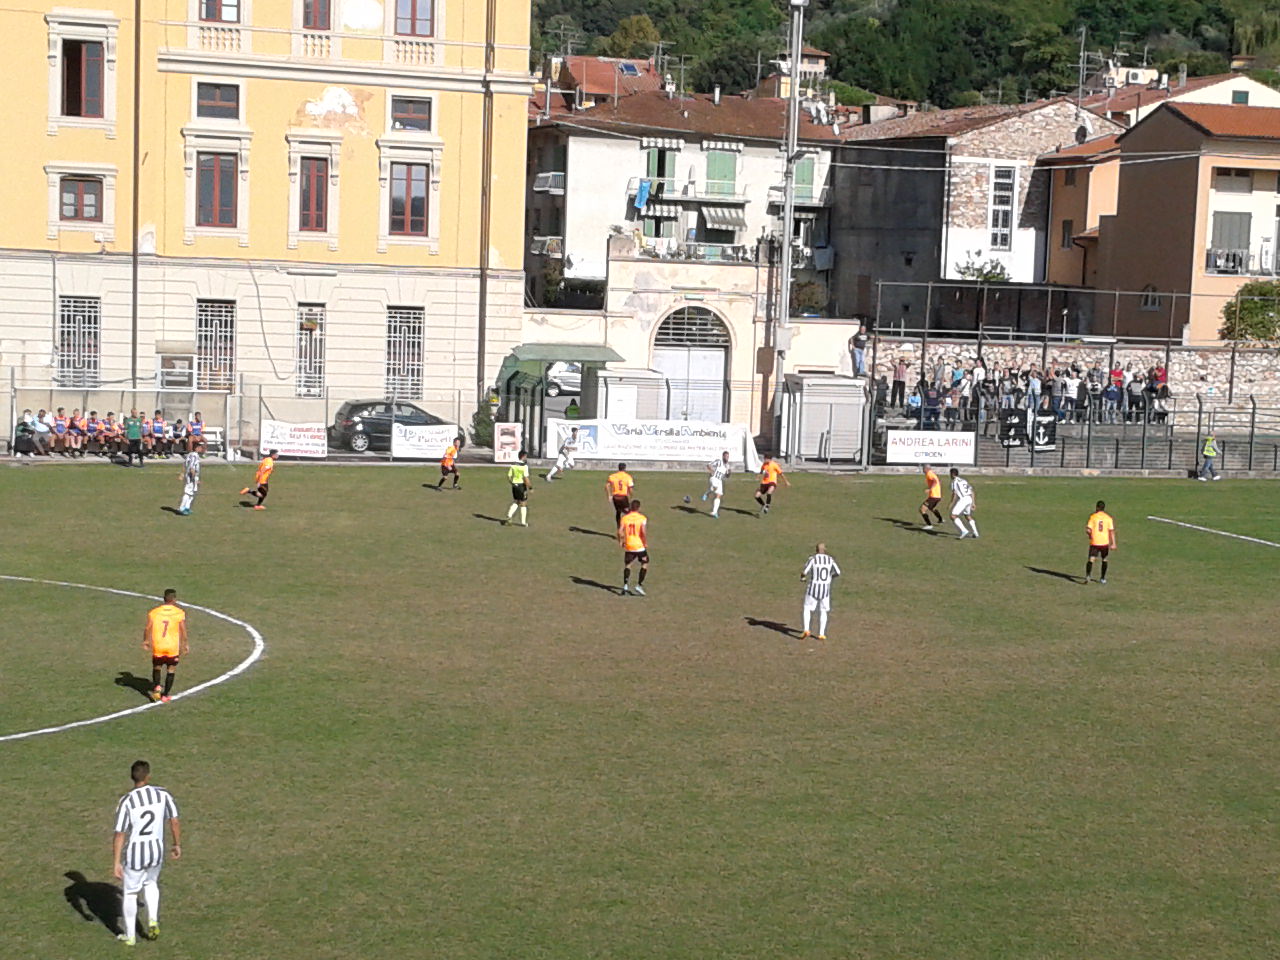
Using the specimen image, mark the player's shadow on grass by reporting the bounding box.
[159,506,183,515]
[114,672,154,700]
[743,616,800,638]
[671,504,703,515]
[877,516,944,536]
[472,513,506,524]
[62,870,124,937]
[722,506,755,517]
[570,576,620,594]
[568,525,613,538]
[237,500,258,509]
[1025,566,1083,583]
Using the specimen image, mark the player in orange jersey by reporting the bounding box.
[618,499,649,596]
[240,449,278,510]
[919,464,944,529]
[606,463,635,525]
[143,589,189,703]
[1084,500,1116,584]
[435,435,465,489]
[753,457,791,515]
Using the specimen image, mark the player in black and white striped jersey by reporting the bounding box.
[948,467,980,539]
[702,451,732,518]
[800,543,842,641]
[112,760,181,945]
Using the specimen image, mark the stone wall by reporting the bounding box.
[870,335,1280,405]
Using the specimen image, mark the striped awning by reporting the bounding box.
[640,202,680,218]
[641,136,684,150]
[703,206,747,229]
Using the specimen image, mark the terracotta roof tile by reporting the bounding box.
[561,57,664,98]
[1079,73,1233,116]
[1040,133,1120,162]
[841,99,1065,141]
[1162,101,1280,139]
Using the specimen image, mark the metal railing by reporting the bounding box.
[767,183,831,205]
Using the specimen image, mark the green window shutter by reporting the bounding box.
[795,155,815,201]
[706,150,735,196]
[646,148,658,179]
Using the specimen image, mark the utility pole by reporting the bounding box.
[777,0,807,356]
[1074,25,1087,117]
[755,49,763,91]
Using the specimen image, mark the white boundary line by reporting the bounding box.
[0,575,265,744]
[1147,516,1280,549]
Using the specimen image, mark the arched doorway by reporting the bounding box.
[652,306,731,422]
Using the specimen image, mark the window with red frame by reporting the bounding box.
[395,0,432,36]
[196,83,239,120]
[197,153,237,228]
[62,40,104,117]
[391,97,432,131]
[303,0,330,30]
[300,158,328,232]
[60,178,103,222]
[389,163,429,236]
[200,0,240,23]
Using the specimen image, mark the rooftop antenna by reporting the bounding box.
[1074,25,1087,117]
[548,22,581,58]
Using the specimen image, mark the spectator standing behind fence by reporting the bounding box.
[1102,381,1120,423]
[922,382,942,429]
[1198,431,1221,480]
[1126,374,1145,422]
[1026,369,1042,411]
[891,358,907,409]
[848,325,869,376]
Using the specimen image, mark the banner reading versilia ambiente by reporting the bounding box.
[545,418,762,471]
[885,429,976,465]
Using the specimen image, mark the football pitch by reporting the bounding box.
[2,463,1277,960]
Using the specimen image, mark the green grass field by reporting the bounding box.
[1,462,1277,960]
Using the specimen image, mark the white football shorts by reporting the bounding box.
[803,594,830,614]
[951,496,974,517]
[555,454,575,471]
[121,862,162,895]
[707,477,724,495]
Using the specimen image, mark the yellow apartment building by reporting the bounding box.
[0,0,530,430]
[1041,134,1119,288]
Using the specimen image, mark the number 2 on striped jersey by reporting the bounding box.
[138,810,156,836]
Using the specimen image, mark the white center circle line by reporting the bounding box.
[0,575,265,744]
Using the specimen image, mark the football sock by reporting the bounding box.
[436,478,445,488]
[1085,560,1093,580]
[151,667,162,689]
[518,506,527,525]
[547,467,558,480]
[802,609,811,634]
[766,494,772,505]
[623,568,631,586]
[818,609,828,636]
[933,508,944,521]
[711,496,721,515]
[121,893,138,939]
[754,493,763,505]
[968,518,980,536]
[179,493,192,511]
[637,567,647,585]
[1100,560,1108,579]
[163,672,175,696]
[141,882,159,923]
[953,516,967,535]
[506,503,518,520]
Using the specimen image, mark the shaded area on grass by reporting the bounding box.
[113,672,154,701]
[567,526,612,539]
[743,616,800,638]
[877,516,945,536]
[62,871,123,937]
[1025,566,1083,583]
[570,576,619,595]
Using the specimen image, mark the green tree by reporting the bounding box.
[828,79,877,105]
[1220,279,1280,340]
[596,14,661,58]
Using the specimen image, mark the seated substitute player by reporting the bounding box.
[606,463,635,525]
[800,542,842,641]
[703,450,732,518]
[754,456,790,515]
[618,499,649,596]
[113,760,181,945]
[948,467,979,539]
[143,589,189,703]
[152,410,170,459]
[919,463,944,529]
[1084,500,1116,584]
[436,435,465,489]
[545,426,578,481]
[239,449,277,510]
[187,412,207,455]
[504,449,531,526]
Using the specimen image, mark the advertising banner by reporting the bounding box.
[259,419,328,458]
[545,418,762,471]
[390,423,461,459]
[885,429,976,465]
[493,422,523,463]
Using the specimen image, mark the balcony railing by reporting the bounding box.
[1204,247,1280,276]
[530,235,563,257]
[626,177,749,202]
[767,184,831,206]
[637,240,754,262]
[793,245,835,270]
[198,24,242,52]
[532,172,565,194]
[391,38,437,65]
[298,31,331,58]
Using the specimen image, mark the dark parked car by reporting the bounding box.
[328,400,446,452]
